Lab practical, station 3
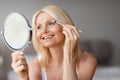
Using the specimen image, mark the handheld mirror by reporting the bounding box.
[1,12,32,51]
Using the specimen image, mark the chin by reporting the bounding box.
[42,42,61,48]
[42,43,55,48]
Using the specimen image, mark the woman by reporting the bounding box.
[11,5,97,80]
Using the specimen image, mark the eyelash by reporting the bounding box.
[48,20,56,26]
[36,20,57,29]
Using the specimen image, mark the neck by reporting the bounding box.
[48,44,63,67]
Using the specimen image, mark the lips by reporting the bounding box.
[41,34,54,40]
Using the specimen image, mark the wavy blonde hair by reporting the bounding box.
[32,5,81,67]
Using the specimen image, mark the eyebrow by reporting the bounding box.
[35,19,56,27]
[36,19,55,24]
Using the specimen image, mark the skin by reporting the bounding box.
[11,12,97,80]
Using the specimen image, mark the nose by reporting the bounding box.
[41,25,48,33]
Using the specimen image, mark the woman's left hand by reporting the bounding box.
[57,21,80,62]
[57,22,80,80]
[62,24,80,55]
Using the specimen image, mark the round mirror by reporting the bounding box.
[1,12,32,51]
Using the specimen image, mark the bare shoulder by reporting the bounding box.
[79,51,97,64]
[76,51,97,80]
[28,57,42,80]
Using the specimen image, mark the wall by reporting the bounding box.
[0,0,120,68]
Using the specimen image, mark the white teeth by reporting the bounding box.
[42,35,53,40]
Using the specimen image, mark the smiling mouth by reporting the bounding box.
[42,35,54,40]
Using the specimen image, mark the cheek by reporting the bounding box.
[53,27,65,38]
[53,26,62,33]
[36,31,41,40]
[55,29,65,41]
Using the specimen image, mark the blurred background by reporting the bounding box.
[0,0,120,80]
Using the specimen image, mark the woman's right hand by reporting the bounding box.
[11,51,29,80]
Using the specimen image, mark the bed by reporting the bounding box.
[93,66,120,80]
[8,66,120,80]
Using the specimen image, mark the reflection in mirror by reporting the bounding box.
[1,12,32,51]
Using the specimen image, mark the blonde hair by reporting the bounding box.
[32,5,81,67]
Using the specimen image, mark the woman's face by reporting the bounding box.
[35,12,65,47]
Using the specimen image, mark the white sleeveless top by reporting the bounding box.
[41,67,47,80]
[38,55,47,80]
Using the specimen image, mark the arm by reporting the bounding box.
[61,24,80,80]
[63,51,78,80]
[11,51,29,80]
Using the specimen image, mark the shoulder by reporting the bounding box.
[76,51,97,79]
[28,56,42,80]
[77,51,97,69]
[78,51,97,65]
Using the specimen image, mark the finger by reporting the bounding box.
[11,51,24,59]
[63,28,78,45]
[62,28,77,53]
[56,21,82,33]
[15,65,27,73]
[11,51,25,63]
[57,22,80,41]
[66,24,80,38]
[16,60,27,67]
[11,59,27,70]
[63,27,76,47]
[62,28,70,39]
[63,26,80,50]
[63,25,77,40]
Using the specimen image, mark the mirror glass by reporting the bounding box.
[1,12,32,51]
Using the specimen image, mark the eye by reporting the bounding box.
[36,25,41,30]
[48,20,56,26]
